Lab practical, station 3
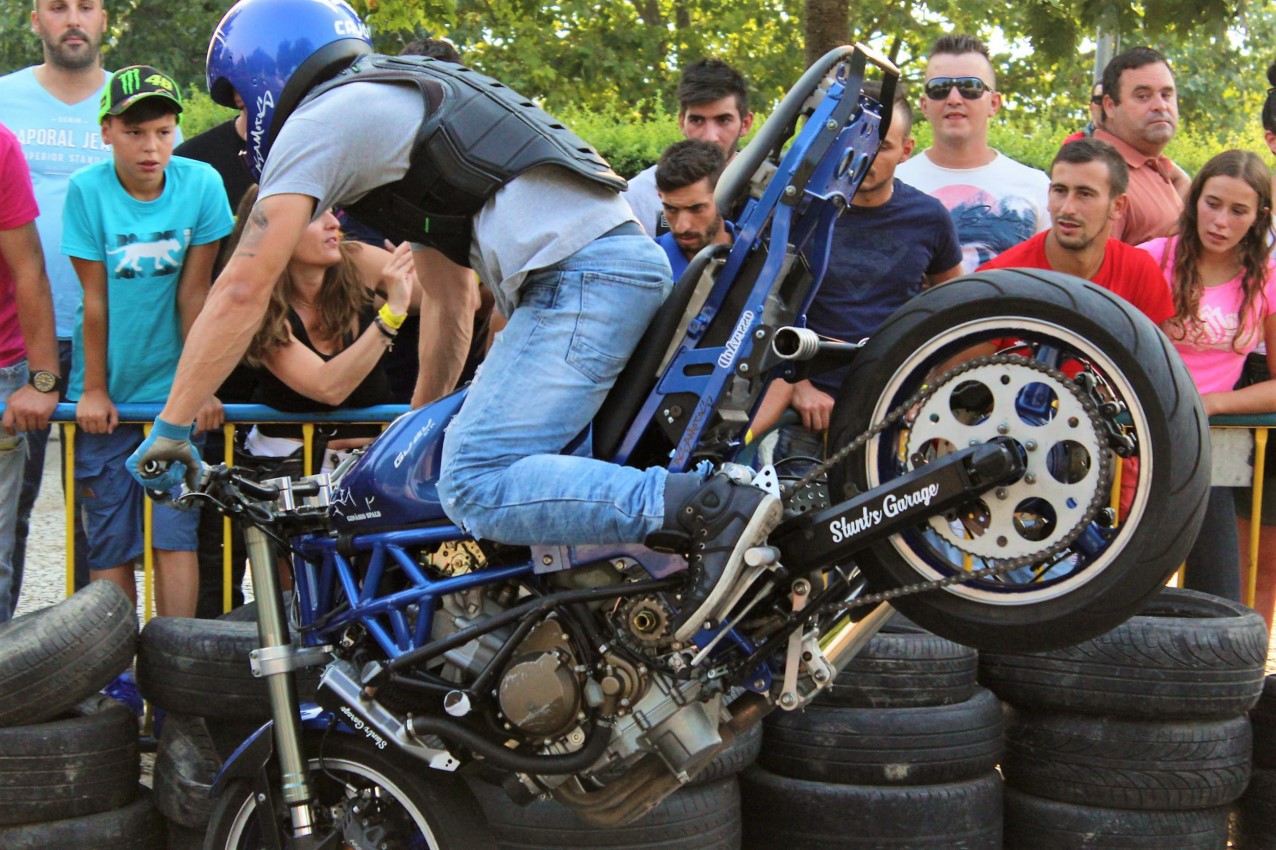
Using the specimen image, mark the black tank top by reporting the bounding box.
[254,306,392,439]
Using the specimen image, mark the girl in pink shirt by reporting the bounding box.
[1140,149,1276,603]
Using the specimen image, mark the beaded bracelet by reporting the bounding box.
[373,316,397,350]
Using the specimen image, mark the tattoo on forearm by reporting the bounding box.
[239,204,271,256]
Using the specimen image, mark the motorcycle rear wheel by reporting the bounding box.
[202,732,491,850]
[828,269,1209,651]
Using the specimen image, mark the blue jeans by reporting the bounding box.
[0,360,31,621]
[438,233,674,544]
[13,339,86,614]
[1184,486,1242,602]
[774,423,827,478]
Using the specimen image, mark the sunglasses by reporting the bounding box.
[924,76,991,101]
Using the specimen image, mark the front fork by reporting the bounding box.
[243,524,320,846]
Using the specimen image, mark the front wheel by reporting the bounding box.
[828,269,1209,651]
[203,732,491,850]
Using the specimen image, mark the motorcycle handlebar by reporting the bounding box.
[715,43,899,219]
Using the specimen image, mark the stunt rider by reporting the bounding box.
[126,0,781,641]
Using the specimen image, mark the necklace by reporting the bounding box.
[293,297,319,309]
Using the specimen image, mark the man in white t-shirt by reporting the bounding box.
[896,34,1050,273]
[623,59,754,237]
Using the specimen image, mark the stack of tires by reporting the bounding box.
[980,587,1267,849]
[740,617,1004,848]
[139,601,317,848]
[465,723,755,849]
[1236,674,1276,848]
[0,581,164,848]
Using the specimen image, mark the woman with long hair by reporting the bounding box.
[229,185,421,470]
[1140,149,1276,602]
[1235,69,1276,632]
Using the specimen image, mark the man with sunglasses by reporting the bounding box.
[896,34,1050,274]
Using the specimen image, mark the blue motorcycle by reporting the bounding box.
[177,45,1208,849]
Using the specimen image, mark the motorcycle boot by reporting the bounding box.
[656,472,784,642]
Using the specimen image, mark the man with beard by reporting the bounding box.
[976,138,1171,525]
[653,140,734,276]
[625,59,754,237]
[977,137,1172,325]
[0,0,117,605]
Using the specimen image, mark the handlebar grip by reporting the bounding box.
[141,458,169,479]
[853,41,899,76]
[231,474,280,502]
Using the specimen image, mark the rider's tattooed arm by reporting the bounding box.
[158,193,315,427]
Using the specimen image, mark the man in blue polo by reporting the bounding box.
[758,80,962,466]
[654,140,735,276]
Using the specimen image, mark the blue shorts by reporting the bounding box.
[75,425,202,571]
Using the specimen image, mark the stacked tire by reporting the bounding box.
[465,723,757,849]
[139,603,315,847]
[0,581,163,848]
[1236,674,1276,848]
[980,587,1267,849]
[741,616,1004,848]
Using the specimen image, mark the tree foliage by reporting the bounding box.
[438,0,805,116]
[0,0,1267,148]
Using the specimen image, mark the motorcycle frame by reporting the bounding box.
[217,44,1027,845]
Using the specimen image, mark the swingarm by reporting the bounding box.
[771,436,1025,574]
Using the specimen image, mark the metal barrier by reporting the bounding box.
[1207,414,1276,608]
[8,402,407,619]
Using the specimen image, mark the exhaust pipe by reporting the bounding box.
[771,326,862,361]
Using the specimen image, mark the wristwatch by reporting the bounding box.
[28,370,63,394]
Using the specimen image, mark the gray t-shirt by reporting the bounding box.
[259,81,634,315]
[621,164,661,236]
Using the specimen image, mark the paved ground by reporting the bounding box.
[15,428,80,619]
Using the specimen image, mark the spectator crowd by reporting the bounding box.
[2,1,1276,694]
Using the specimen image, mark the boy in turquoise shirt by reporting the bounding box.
[62,66,233,616]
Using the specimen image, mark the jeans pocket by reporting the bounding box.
[565,270,667,383]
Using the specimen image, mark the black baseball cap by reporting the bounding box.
[99,65,183,124]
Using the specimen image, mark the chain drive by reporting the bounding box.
[775,354,1116,608]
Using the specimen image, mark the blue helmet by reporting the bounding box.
[207,0,373,179]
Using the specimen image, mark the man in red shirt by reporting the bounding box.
[978,137,1172,324]
[979,137,1169,521]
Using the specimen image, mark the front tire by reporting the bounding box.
[203,732,491,850]
[828,269,1209,651]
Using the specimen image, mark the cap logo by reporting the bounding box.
[145,73,175,92]
[118,67,142,96]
